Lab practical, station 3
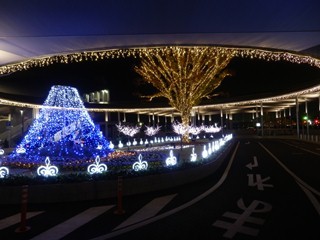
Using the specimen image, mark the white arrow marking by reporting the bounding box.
[0,211,44,230]
[246,156,258,170]
[114,194,177,230]
[31,205,114,240]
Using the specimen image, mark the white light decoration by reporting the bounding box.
[189,125,203,135]
[0,149,4,155]
[203,124,221,133]
[37,157,59,177]
[116,123,141,137]
[172,121,190,135]
[133,139,137,146]
[145,139,149,144]
[208,142,212,155]
[126,141,131,146]
[87,156,108,174]
[132,154,148,171]
[16,146,26,154]
[109,141,114,149]
[96,144,102,150]
[202,145,208,159]
[190,148,197,162]
[144,125,161,136]
[0,165,9,178]
[139,139,143,145]
[214,141,220,151]
[118,141,123,148]
[166,150,177,166]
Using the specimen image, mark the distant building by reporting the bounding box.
[83,89,109,104]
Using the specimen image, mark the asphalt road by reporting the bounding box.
[1,137,319,240]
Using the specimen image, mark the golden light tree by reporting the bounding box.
[134,46,233,142]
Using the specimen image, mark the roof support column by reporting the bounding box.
[260,103,264,137]
[296,97,299,139]
[305,101,309,139]
[220,108,224,136]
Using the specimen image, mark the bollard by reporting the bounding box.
[114,176,125,215]
[15,185,30,233]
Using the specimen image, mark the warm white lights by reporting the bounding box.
[1,46,320,77]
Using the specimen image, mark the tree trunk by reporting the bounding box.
[181,113,190,143]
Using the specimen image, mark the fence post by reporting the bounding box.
[114,176,125,215]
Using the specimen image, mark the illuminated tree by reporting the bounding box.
[144,125,161,137]
[116,124,141,137]
[135,46,233,142]
[9,85,113,164]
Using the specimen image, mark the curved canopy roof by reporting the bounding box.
[0,0,319,119]
[1,0,320,66]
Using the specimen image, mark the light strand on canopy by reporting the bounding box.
[1,46,319,76]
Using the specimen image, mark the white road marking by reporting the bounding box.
[259,142,320,216]
[90,142,240,240]
[31,205,114,240]
[114,194,177,230]
[247,174,273,190]
[297,182,320,216]
[246,156,258,170]
[213,198,272,238]
[0,211,44,230]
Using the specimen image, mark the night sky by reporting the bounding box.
[0,56,319,105]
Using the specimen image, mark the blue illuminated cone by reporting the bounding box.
[10,85,113,164]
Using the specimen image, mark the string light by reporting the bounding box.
[37,157,59,177]
[172,121,190,135]
[87,156,107,174]
[202,145,208,159]
[190,147,197,162]
[116,123,141,137]
[165,150,177,166]
[202,124,221,133]
[9,85,113,164]
[135,47,233,142]
[132,154,148,171]
[0,165,9,178]
[144,125,161,136]
[1,46,319,76]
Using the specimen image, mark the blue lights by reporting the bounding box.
[9,85,113,164]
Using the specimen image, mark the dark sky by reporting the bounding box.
[0,56,319,105]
